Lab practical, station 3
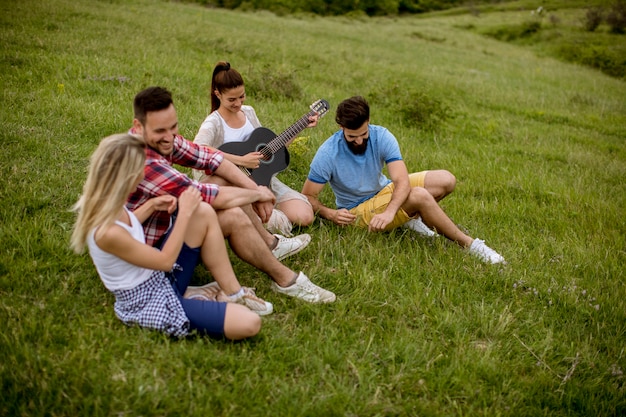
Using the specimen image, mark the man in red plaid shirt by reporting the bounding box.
[126,86,335,303]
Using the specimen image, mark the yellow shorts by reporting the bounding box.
[349,171,427,230]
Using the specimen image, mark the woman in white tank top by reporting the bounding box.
[71,133,270,340]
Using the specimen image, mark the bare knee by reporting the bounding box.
[217,207,251,236]
[223,304,261,340]
[291,208,314,227]
[406,187,437,213]
[196,202,218,222]
[441,170,456,194]
[277,201,315,227]
[185,202,219,247]
[425,169,456,201]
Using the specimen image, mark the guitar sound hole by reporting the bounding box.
[257,144,274,163]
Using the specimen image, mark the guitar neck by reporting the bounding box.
[260,111,315,158]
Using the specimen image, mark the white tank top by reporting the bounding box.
[87,207,153,291]
[220,113,255,143]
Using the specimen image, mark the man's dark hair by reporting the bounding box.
[335,96,370,130]
[133,86,174,125]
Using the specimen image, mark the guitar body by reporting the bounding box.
[218,99,329,187]
[219,127,289,187]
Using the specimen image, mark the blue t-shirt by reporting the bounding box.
[308,124,403,209]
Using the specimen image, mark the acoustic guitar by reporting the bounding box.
[219,99,330,186]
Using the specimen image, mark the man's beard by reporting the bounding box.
[346,138,368,155]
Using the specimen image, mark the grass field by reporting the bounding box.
[1,0,625,415]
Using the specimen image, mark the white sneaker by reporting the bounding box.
[185,283,274,316]
[271,233,311,261]
[469,238,506,264]
[229,287,274,316]
[271,272,336,303]
[402,217,436,237]
[265,209,293,237]
[184,282,222,301]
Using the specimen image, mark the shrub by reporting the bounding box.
[606,0,626,33]
[584,7,604,32]
[483,20,542,42]
[369,85,452,131]
[246,66,304,101]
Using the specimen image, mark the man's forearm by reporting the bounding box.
[306,195,333,220]
[213,159,258,191]
[211,186,267,209]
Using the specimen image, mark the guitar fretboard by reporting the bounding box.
[260,111,315,159]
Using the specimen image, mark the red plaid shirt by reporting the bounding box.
[126,130,223,246]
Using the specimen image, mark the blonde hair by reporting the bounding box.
[71,133,146,253]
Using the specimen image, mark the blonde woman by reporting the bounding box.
[71,133,271,340]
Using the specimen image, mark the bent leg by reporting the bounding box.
[272,178,314,227]
[276,199,314,227]
[184,202,242,295]
[217,207,298,288]
[179,297,260,340]
[403,187,473,247]
[240,203,277,248]
[422,169,456,201]
[223,303,262,340]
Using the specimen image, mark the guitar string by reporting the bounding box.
[260,108,328,158]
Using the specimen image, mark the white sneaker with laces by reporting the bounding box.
[185,283,274,316]
[229,287,274,316]
[402,217,436,237]
[271,272,336,303]
[469,238,506,264]
[184,281,222,301]
[271,233,311,261]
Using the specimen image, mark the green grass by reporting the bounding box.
[1,0,625,415]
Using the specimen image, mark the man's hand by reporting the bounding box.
[368,211,395,232]
[252,186,276,223]
[332,208,356,226]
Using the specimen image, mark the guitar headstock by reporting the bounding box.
[310,99,330,118]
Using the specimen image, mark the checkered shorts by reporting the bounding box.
[112,270,190,337]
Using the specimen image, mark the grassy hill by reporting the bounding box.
[1,0,625,415]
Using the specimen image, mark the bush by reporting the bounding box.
[606,1,626,33]
[584,7,604,32]
[557,42,626,79]
[246,65,304,100]
[369,85,452,131]
[483,20,542,42]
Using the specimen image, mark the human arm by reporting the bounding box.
[211,158,275,222]
[211,185,275,211]
[132,195,177,223]
[194,107,264,170]
[367,160,411,232]
[302,179,356,226]
[97,187,201,271]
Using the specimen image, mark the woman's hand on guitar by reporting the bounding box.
[306,113,319,128]
[239,151,264,169]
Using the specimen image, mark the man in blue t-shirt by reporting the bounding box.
[302,96,505,264]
